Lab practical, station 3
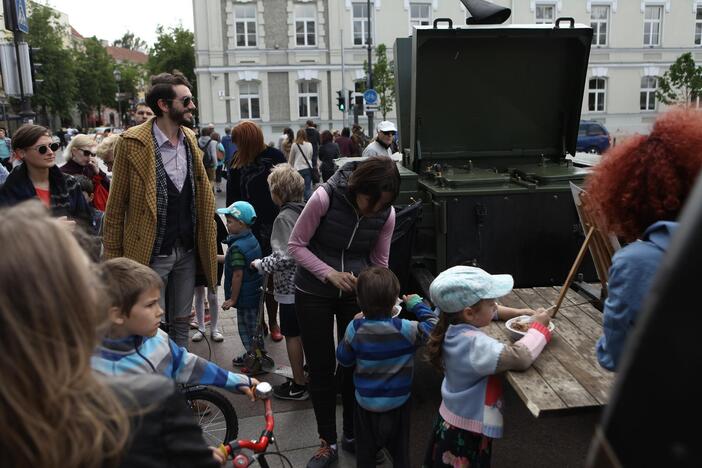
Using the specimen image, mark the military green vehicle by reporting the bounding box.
[393,11,596,288]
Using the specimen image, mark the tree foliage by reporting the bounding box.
[26,4,78,123]
[148,25,196,95]
[74,37,118,115]
[113,31,147,52]
[656,52,702,107]
[362,44,396,119]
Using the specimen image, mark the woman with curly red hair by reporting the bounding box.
[586,107,702,370]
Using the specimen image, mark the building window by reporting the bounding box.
[590,5,610,46]
[298,81,319,118]
[239,82,260,119]
[588,78,606,112]
[410,3,432,29]
[695,5,702,46]
[295,4,316,47]
[352,2,372,46]
[640,76,657,111]
[643,5,663,47]
[535,3,556,24]
[234,4,257,47]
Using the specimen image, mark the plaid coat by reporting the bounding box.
[103,119,217,289]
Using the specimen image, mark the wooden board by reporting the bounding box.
[483,287,614,417]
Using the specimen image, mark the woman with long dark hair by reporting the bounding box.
[227,120,287,342]
[318,130,340,182]
[288,157,400,468]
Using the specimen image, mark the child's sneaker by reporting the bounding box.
[306,439,338,468]
[232,352,248,367]
[191,330,205,342]
[273,380,309,401]
[211,330,224,342]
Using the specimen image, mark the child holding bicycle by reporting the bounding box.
[336,267,438,467]
[250,163,308,400]
[217,201,264,372]
[92,257,258,400]
[422,266,552,468]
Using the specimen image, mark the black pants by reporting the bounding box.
[355,400,411,468]
[296,290,358,444]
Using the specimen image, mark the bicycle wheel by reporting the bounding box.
[184,387,238,446]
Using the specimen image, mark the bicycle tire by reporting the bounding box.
[184,387,238,447]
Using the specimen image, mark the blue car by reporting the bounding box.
[577,121,611,154]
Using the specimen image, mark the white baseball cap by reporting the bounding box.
[376,121,397,133]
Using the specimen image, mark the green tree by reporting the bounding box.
[75,37,118,124]
[656,52,702,107]
[362,44,395,120]
[113,31,147,52]
[148,25,196,95]
[26,4,78,124]
[115,62,146,103]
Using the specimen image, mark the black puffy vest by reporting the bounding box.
[294,162,391,298]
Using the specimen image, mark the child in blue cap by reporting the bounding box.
[423,266,552,468]
[217,201,263,372]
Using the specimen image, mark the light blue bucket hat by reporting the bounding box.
[429,265,514,313]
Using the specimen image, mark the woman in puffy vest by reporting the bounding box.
[288,157,400,468]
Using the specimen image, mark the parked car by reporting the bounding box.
[577,120,612,154]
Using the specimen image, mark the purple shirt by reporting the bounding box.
[153,122,187,191]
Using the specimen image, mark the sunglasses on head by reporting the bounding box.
[166,96,196,107]
[80,149,96,157]
[31,142,60,154]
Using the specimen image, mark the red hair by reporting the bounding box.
[231,121,266,168]
[585,107,702,242]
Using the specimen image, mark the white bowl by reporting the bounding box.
[504,315,555,341]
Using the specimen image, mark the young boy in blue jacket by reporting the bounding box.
[336,266,437,467]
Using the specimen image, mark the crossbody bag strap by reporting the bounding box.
[296,143,313,171]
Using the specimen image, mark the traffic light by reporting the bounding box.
[347,90,354,111]
[29,47,43,91]
[336,90,345,111]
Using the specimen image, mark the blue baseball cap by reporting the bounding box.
[429,266,513,313]
[216,201,257,225]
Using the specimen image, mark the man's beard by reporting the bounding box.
[168,106,194,128]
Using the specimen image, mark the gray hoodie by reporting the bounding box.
[197,136,218,168]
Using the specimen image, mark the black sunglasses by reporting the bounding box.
[81,149,97,157]
[166,96,196,107]
[31,142,60,154]
[381,131,396,136]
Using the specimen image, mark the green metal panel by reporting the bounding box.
[394,37,413,154]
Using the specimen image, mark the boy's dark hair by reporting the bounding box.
[356,266,400,319]
[321,130,333,145]
[348,157,401,209]
[100,258,163,316]
[74,175,94,195]
[341,127,350,138]
[145,71,192,117]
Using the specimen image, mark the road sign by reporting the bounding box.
[15,0,28,33]
[363,88,379,112]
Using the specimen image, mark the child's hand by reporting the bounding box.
[532,309,551,326]
[250,259,263,273]
[402,294,423,310]
[222,299,233,310]
[241,378,261,402]
[354,311,365,320]
[210,446,227,465]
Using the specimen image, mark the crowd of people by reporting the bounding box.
[1,68,701,468]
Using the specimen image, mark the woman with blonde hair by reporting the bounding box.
[288,128,315,200]
[97,133,119,172]
[227,120,287,342]
[62,133,111,211]
[0,201,228,468]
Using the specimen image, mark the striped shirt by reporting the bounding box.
[336,301,437,412]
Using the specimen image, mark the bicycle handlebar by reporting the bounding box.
[223,382,275,456]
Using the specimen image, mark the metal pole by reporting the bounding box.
[340,29,347,129]
[366,0,374,134]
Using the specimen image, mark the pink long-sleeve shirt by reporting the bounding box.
[288,186,396,282]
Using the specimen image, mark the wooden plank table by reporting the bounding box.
[483,286,615,417]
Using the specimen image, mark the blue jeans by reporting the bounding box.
[236,306,259,353]
[298,168,312,201]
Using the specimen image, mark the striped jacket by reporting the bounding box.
[336,301,437,412]
[92,329,251,394]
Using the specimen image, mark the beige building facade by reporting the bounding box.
[194,0,702,143]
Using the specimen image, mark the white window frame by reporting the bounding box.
[588,77,607,112]
[535,3,556,24]
[695,4,702,46]
[295,4,317,47]
[409,2,432,30]
[239,82,261,120]
[233,4,257,48]
[643,5,663,47]
[590,5,610,47]
[298,80,319,118]
[352,2,372,47]
[640,76,657,111]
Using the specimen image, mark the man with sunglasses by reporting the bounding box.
[103,71,217,350]
[362,120,398,158]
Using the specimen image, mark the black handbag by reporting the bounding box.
[296,143,321,183]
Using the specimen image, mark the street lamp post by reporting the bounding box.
[113,69,122,128]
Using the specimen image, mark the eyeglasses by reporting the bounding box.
[380,131,396,136]
[30,142,60,154]
[166,96,196,107]
[80,149,97,157]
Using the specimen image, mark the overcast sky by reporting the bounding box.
[41,0,194,47]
